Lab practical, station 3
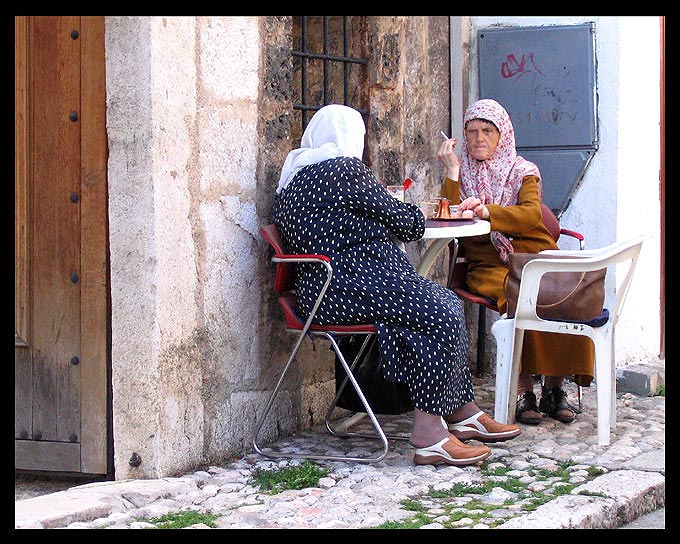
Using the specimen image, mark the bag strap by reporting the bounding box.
[537,272,587,309]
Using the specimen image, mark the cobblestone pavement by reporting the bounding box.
[15,376,665,529]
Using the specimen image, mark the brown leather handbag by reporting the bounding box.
[504,253,606,321]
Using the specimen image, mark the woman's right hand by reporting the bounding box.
[436,138,460,181]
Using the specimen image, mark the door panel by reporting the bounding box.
[78,15,109,475]
[32,15,82,444]
[15,16,108,475]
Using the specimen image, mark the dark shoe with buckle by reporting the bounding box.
[516,391,542,425]
[539,387,576,423]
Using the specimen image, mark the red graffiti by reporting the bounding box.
[501,52,544,79]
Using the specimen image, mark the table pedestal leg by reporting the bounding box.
[417,237,454,276]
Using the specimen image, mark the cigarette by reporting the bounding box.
[440,130,450,140]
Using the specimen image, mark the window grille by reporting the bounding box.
[292,16,369,141]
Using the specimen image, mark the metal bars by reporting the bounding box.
[292,16,368,130]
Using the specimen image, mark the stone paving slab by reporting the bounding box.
[15,374,665,530]
[498,469,665,529]
[15,478,199,529]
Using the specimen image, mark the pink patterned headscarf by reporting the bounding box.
[460,99,542,263]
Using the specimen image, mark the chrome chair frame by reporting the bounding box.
[253,224,405,463]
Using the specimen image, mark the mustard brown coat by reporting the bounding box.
[442,176,595,384]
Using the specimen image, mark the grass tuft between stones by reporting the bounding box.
[373,457,612,529]
[249,459,331,494]
[142,510,219,529]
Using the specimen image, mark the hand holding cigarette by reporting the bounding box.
[437,131,460,180]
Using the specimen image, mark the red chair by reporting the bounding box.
[253,224,396,463]
[447,203,585,377]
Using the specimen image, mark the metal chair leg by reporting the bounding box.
[325,336,410,440]
[252,332,390,463]
[325,335,409,442]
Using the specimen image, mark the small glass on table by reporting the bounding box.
[418,200,440,219]
[386,184,405,201]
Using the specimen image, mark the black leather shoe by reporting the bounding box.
[516,391,542,425]
[539,387,576,423]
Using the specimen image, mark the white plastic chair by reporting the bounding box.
[491,234,647,446]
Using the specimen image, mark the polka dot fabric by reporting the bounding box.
[274,156,474,416]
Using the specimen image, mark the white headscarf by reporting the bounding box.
[276,104,366,194]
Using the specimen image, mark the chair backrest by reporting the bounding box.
[261,224,373,337]
[514,235,647,326]
[447,242,467,290]
[540,203,561,243]
[260,224,295,293]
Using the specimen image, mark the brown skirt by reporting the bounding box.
[520,331,594,386]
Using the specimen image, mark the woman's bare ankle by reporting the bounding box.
[410,409,449,448]
[444,402,481,424]
[517,374,535,397]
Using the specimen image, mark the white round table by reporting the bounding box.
[417,219,490,276]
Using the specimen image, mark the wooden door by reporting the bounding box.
[15,16,109,475]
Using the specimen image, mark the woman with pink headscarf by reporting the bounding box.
[437,99,594,426]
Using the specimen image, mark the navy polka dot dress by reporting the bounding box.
[274,157,474,416]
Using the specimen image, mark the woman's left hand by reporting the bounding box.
[460,197,489,219]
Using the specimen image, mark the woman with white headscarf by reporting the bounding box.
[274,104,520,467]
[437,98,594,426]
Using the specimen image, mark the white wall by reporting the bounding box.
[465,16,663,366]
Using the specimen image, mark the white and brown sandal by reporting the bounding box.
[448,411,522,443]
[413,435,491,466]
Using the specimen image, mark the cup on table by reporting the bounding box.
[418,200,440,219]
[449,204,460,217]
[386,184,405,201]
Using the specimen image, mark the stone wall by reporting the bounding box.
[105,15,452,480]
